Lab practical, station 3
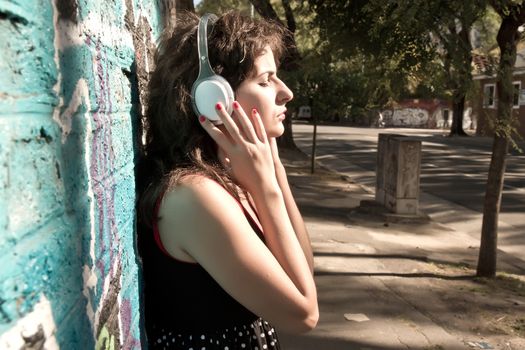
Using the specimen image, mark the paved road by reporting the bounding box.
[292,123,525,237]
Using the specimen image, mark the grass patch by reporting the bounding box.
[473,273,525,297]
[511,318,525,337]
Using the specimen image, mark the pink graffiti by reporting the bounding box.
[86,35,141,349]
[90,36,118,282]
[120,299,140,349]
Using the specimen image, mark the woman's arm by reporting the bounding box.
[269,138,314,273]
[159,177,318,333]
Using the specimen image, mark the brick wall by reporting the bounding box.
[0,0,160,348]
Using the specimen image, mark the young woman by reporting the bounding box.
[138,11,318,350]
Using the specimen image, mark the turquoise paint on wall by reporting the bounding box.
[0,0,161,347]
[0,0,58,113]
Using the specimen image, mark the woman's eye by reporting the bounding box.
[259,80,270,87]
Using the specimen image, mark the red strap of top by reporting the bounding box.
[152,195,173,257]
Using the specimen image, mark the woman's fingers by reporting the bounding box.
[199,115,233,151]
[215,102,243,144]
[251,108,268,143]
[206,102,266,147]
[232,101,257,143]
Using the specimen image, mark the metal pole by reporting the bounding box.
[310,97,317,174]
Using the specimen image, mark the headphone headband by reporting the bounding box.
[191,13,234,123]
[196,13,217,80]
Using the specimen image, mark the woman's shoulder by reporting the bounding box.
[168,173,233,197]
[160,173,241,217]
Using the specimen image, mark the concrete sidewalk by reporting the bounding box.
[293,126,525,271]
[278,149,525,350]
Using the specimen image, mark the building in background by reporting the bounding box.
[379,99,473,130]
[472,47,525,139]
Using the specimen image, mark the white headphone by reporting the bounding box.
[191,14,234,124]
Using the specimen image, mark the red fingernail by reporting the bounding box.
[233,101,240,109]
[215,103,222,111]
[252,108,258,114]
[199,115,206,123]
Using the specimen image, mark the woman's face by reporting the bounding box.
[235,46,293,138]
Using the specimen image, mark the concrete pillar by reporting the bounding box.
[375,134,422,215]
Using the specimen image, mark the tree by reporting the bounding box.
[308,1,442,118]
[158,0,195,29]
[477,0,525,277]
[308,0,488,135]
[196,0,252,15]
[432,2,488,136]
[176,0,195,12]
[432,1,487,136]
[364,1,486,136]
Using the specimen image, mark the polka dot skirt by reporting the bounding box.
[150,318,280,350]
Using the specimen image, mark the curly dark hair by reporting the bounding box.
[137,11,288,228]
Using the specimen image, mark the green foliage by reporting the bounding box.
[473,7,501,52]
[304,0,445,120]
[306,0,499,126]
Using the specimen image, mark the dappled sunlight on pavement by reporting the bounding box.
[278,147,525,350]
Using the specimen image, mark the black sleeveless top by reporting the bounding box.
[140,190,282,349]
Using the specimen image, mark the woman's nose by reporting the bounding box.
[277,80,293,104]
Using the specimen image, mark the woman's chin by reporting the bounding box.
[267,123,285,138]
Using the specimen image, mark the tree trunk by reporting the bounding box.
[449,94,468,136]
[477,135,509,276]
[448,21,472,137]
[477,3,524,277]
[175,0,195,12]
[158,0,195,30]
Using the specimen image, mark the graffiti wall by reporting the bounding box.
[0,0,160,348]
[381,106,475,130]
[381,108,430,127]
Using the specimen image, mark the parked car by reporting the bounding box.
[296,105,311,120]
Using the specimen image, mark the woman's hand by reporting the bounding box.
[269,137,281,166]
[268,137,286,175]
[199,101,278,196]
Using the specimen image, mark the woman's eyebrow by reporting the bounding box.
[256,70,276,77]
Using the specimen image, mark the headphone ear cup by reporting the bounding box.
[192,75,234,123]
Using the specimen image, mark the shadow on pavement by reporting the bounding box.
[280,333,426,350]
[314,270,474,280]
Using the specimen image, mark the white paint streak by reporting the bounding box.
[51,0,65,138]
[59,79,90,140]
[83,93,97,332]
[82,13,134,50]
[55,8,133,51]
[56,17,84,48]
[51,1,134,141]
[82,264,97,327]
[0,295,59,349]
